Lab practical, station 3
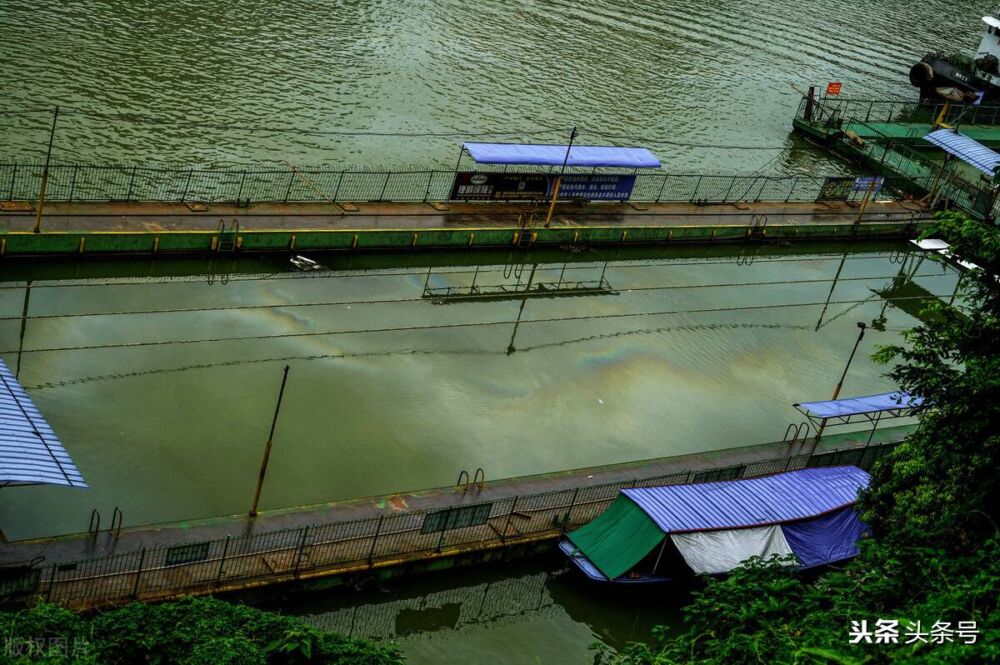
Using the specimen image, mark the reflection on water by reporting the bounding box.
[0,243,960,540]
[278,555,687,664]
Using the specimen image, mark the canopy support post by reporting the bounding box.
[866,410,883,445]
[815,417,828,444]
[651,538,668,575]
[544,127,578,228]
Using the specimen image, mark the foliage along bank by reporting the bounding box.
[0,596,403,664]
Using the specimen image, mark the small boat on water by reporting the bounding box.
[910,11,1000,103]
[560,466,870,584]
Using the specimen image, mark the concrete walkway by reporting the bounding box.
[1,199,929,234]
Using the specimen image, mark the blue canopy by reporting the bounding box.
[462,142,661,168]
[0,359,87,488]
[795,391,922,419]
[620,466,869,533]
[924,128,1000,176]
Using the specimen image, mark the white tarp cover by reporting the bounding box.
[670,525,794,574]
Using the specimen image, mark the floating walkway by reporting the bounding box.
[0,424,911,610]
[0,199,931,257]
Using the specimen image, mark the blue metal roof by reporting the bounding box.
[0,359,87,488]
[620,466,869,533]
[795,391,922,419]
[462,142,661,168]
[923,128,1000,175]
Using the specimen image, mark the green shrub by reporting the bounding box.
[0,596,402,665]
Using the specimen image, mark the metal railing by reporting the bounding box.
[0,440,898,610]
[795,96,1000,127]
[796,96,998,219]
[0,162,915,207]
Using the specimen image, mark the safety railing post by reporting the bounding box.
[435,521,447,553]
[294,525,309,575]
[690,175,703,202]
[422,171,435,202]
[331,171,345,202]
[7,164,16,200]
[282,171,295,203]
[561,488,579,535]
[236,171,247,203]
[181,169,194,202]
[45,564,57,601]
[655,174,668,202]
[501,496,518,543]
[68,165,78,202]
[721,175,737,203]
[125,166,138,202]
[132,548,146,600]
[367,514,384,566]
[215,536,230,587]
[377,172,391,201]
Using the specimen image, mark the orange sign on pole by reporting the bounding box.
[826,81,842,96]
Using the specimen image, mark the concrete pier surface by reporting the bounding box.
[0,199,932,257]
[2,199,928,229]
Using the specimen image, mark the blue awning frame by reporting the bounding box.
[923,128,1000,176]
[0,359,87,488]
[460,142,661,169]
[794,390,922,443]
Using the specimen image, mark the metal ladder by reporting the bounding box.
[216,219,239,252]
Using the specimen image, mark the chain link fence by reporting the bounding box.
[0,162,917,206]
[0,440,897,610]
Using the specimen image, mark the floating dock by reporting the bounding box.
[0,199,931,257]
[791,94,1000,220]
[0,425,911,610]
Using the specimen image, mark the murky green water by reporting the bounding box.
[0,243,958,540]
[0,2,975,660]
[0,0,989,171]
[271,555,689,665]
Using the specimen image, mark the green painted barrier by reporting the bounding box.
[0,220,929,258]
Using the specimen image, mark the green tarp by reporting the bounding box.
[567,495,665,579]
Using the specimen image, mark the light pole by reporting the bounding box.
[832,322,867,401]
[544,126,578,228]
[33,106,59,234]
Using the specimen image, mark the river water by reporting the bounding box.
[277,556,689,665]
[0,0,994,171]
[0,1,977,661]
[0,243,956,540]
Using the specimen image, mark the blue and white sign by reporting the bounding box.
[852,176,884,194]
[555,174,637,200]
[451,172,637,201]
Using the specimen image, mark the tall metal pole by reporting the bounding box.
[15,281,31,379]
[33,106,59,234]
[544,127,578,228]
[249,365,291,517]
[831,322,866,400]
